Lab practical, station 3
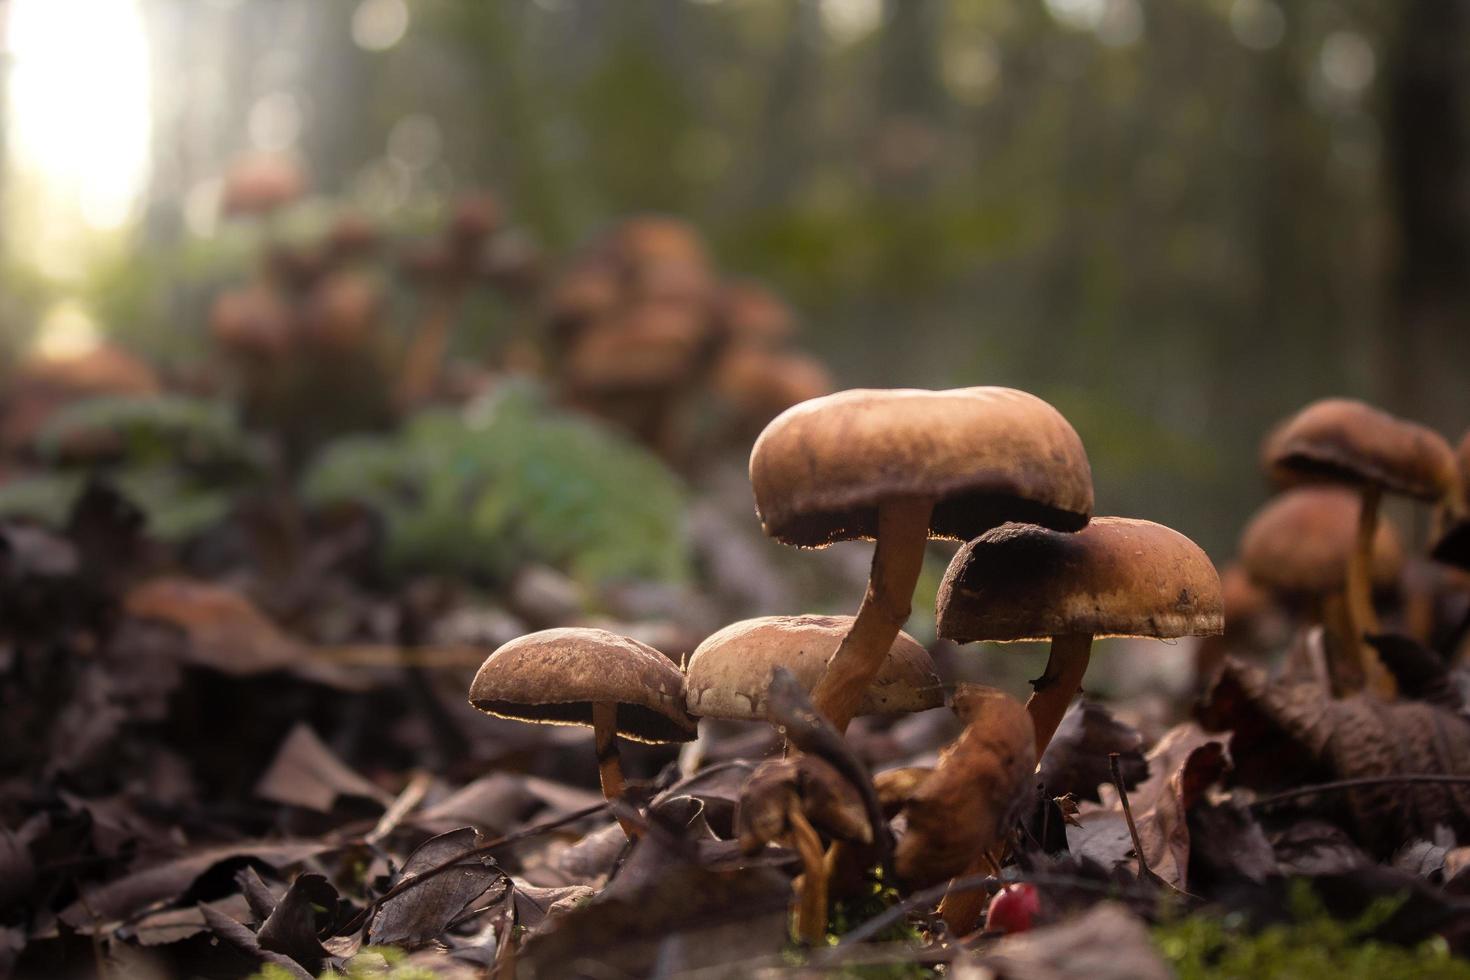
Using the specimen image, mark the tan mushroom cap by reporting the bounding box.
[713,348,833,422]
[684,615,943,720]
[936,517,1223,643]
[750,387,1094,548]
[221,155,306,216]
[1239,486,1404,596]
[1263,398,1459,504]
[469,627,697,743]
[564,302,709,392]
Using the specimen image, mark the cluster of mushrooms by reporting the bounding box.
[547,215,832,461]
[1215,399,1468,694]
[208,155,539,456]
[468,384,1233,941]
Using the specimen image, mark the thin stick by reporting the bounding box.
[1249,773,1470,810]
[1110,752,1151,880]
[835,869,1157,948]
[365,771,434,846]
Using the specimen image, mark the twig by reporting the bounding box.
[1110,752,1151,880]
[834,869,1150,948]
[365,771,433,846]
[1249,773,1470,810]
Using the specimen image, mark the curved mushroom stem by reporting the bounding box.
[591,701,638,838]
[1025,633,1092,757]
[810,495,935,733]
[1344,485,1396,698]
[937,849,1000,938]
[787,803,829,945]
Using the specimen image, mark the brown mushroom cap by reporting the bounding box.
[1262,398,1458,503]
[469,627,697,743]
[750,387,1094,548]
[564,302,709,392]
[1239,486,1404,597]
[683,614,943,720]
[221,155,306,217]
[713,347,833,423]
[936,517,1223,643]
[714,280,797,347]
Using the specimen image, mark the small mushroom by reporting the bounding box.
[683,614,943,722]
[936,517,1222,756]
[468,628,697,837]
[750,387,1093,732]
[221,154,306,218]
[1238,486,1403,693]
[736,754,871,944]
[1263,398,1460,695]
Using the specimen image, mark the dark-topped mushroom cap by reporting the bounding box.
[1239,486,1403,596]
[683,614,942,720]
[936,517,1222,643]
[1263,398,1458,503]
[469,627,696,743]
[750,387,1094,548]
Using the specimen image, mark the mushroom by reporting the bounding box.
[892,685,1035,936]
[220,154,306,218]
[736,753,872,944]
[1238,486,1404,693]
[750,387,1093,732]
[468,627,697,837]
[683,614,943,722]
[935,517,1222,756]
[1263,398,1460,695]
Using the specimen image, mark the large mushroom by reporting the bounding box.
[469,627,697,837]
[750,387,1093,732]
[684,614,943,722]
[936,517,1222,755]
[1263,398,1460,695]
[1239,486,1403,692]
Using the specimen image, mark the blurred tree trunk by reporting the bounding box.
[1383,0,1470,429]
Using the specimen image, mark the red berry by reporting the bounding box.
[986,883,1040,934]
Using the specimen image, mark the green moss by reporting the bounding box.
[1153,882,1470,979]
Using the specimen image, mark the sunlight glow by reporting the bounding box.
[31,301,103,359]
[6,0,153,277]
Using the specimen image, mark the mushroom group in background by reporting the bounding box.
[547,215,832,461]
[1237,485,1403,692]
[1263,398,1461,696]
[750,387,1094,732]
[468,627,696,837]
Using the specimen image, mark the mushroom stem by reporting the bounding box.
[1344,485,1396,698]
[591,701,638,838]
[1025,633,1093,756]
[810,495,935,733]
[1318,593,1362,696]
[936,849,998,938]
[787,802,829,945]
[398,285,462,409]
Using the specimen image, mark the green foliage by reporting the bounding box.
[1153,882,1470,980]
[249,946,438,980]
[0,395,264,543]
[37,394,265,472]
[302,380,691,586]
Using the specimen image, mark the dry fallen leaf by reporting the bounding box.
[1200,657,1470,853]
